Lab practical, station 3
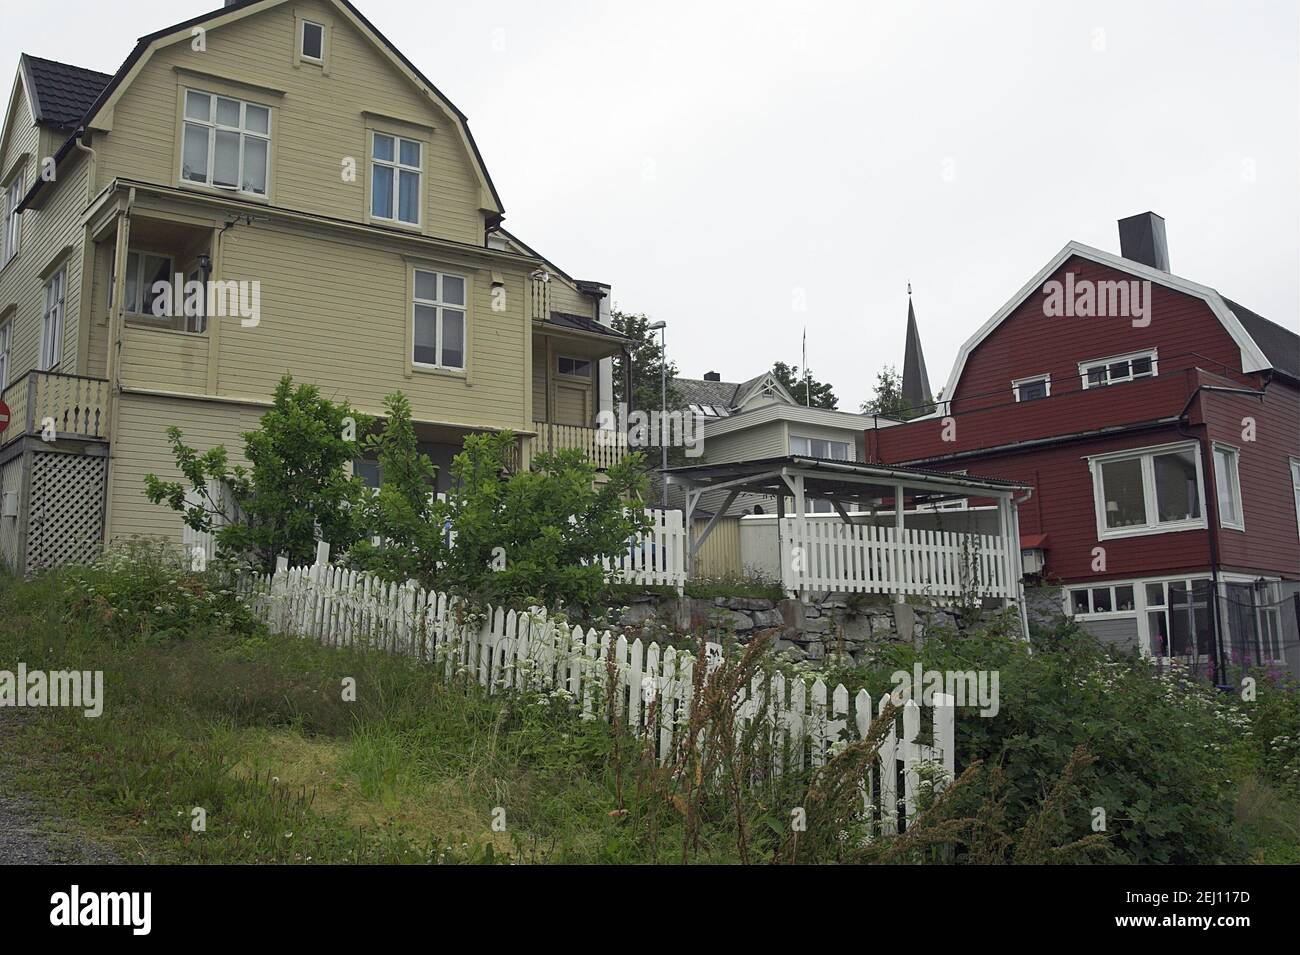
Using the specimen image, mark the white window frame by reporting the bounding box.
[0,319,10,389]
[1088,441,1207,540]
[122,250,175,319]
[411,268,466,371]
[1011,373,1051,402]
[1212,442,1245,532]
[1079,348,1158,389]
[371,132,422,226]
[40,267,66,370]
[1065,582,1138,618]
[300,19,326,63]
[1255,580,1285,665]
[1,173,21,267]
[1139,576,1215,662]
[556,355,592,379]
[1291,457,1300,544]
[179,89,271,197]
[790,434,854,462]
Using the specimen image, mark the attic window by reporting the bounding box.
[301,20,325,62]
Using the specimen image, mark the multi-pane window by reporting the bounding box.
[790,435,852,460]
[0,321,10,389]
[1212,445,1244,530]
[123,251,174,317]
[1068,584,1135,615]
[1080,349,1157,388]
[1257,582,1284,664]
[1291,458,1300,543]
[371,133,421,225]
[1,174,21,265]
[1144,579,1213,658]
[1012,374,1050,402]
[412,269,465,370]
[301,20,325,61]
[181,90,270,195]
[1092,444,1203,537]
[40,268,65,370]
[557,356,592,377]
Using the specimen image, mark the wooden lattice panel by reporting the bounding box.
[26,451,107,572]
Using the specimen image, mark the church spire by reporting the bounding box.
[901,283,933,415]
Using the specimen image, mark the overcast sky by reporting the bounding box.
[4,0,1296,409]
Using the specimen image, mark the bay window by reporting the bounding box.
[181,90,270,196]
[412,269,465,370]
[1090,443,1204,538]
[372,133,421,225]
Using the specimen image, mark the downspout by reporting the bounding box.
[1176,378,1268,687]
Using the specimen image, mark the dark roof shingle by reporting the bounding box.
[1223,299,1299,381]
[21,54,113,129]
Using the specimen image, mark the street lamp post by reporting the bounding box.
[647,320,668,507]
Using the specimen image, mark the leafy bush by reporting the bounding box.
[144,374,371,571]
[685,572,785,602]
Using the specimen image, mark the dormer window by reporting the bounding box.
[1080,349,1157,389]
[301,20,325,63]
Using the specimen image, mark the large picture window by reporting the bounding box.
[790,435,852,460]
[371,133,421,225]
[1144,579,1214,659]
[181,90,270,196]
[412,269,465,370]
[1091,443,1204,538]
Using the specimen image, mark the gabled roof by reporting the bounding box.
[672,371,794,415]
[938,240,1282,411]
[19,54,112,130]
[1223,298,1299,381]
[17,0,504,216]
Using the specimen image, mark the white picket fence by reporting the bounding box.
[605,508,687,589]
[241,552,955,833]
[781,520,1017,600]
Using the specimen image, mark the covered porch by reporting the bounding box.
[664,455,1031,615]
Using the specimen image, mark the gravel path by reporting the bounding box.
[0,711,120,864]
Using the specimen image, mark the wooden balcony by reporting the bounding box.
[1,371,111,445]
[531,421,628,470]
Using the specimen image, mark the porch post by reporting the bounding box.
[776,490,787,596]
[892,482,904,603]
[1007,494,1030,641]
[793,473,806,599]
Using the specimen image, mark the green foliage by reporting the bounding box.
[684,571,786,602]
[771,361,838,409]
[144,375,370,571]
[433,432,652,608]
[610,310,681,413]
[859,364,917,419]
[347,392,448,583]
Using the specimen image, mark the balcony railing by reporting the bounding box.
[1,371,110,444]
[532,421,628,470]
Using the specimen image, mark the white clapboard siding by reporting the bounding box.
[780,519,1015,600]
[241,552,955,835]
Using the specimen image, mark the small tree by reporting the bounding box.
[437,432,652,608]
[611,309,682,413]
[860,365,915,419]
[772,361,838,409]
[144,374,370,570]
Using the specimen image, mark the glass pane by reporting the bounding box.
[399,139,421,167]
[372,133,394,162]
[1101,457,1146,528]
[1071,590,1090,614]
[302,22,324,60]
[215,97,241,127]
[1109,360,1130,381]
[371,165,393,217]
[1132,356,1153,377]
[1148,611,1169,656]
[441,310,464,368]
[141,254,171,317]
[213,129,240,187]
[125,251,140,312]
[184,91,211,121]
[1214,449,1238,523]
[181,124,209,182]
[790,436,811,456]
[242,136,268,193]
[245,104,269,134]
[354,457,381,489]
[413,304,437,364]
[397,169,419,223]
[1115,586,1135,611]
[1019,379,1047,401]
[1154,449,1200,523]
[1169,581,1213,656]
[441,274,465,306]
[1087,366,1106,386]
[1091,588,1113,613]
[414,270,437,301]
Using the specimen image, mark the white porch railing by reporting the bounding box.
[532,421,629,470]
[779,519,1017,600]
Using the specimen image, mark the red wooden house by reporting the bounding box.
[867,213,1300,680]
